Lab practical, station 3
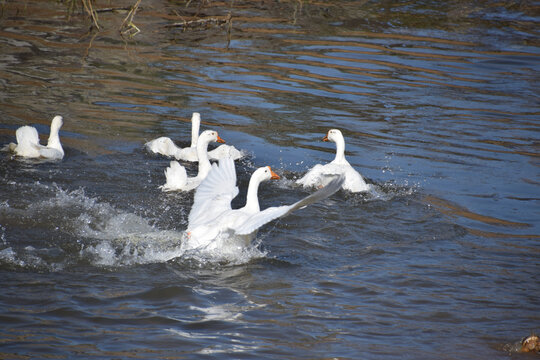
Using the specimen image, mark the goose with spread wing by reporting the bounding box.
[183,157,344,250]
[145,112,243,161]
[160,130,224,192]
[4,115,64,160]
[296,129,370,193]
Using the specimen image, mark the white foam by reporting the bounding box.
[1,183,266,269]
[0,247,17,263]
[180,233,266,266]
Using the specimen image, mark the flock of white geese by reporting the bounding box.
[3,113,371,250]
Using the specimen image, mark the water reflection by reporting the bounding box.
[0,0,537,250]
[0,0,539,359]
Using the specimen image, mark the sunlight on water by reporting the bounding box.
[0,0,538,359]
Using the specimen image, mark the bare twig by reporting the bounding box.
[0,0,6,19]
[96,6,136,13]
[66,0,76,21]
[195,0,207,17]
[166,16,231,30]
[81,0,100,30]
[83,29,99,61]
[292,0,303,25]
[226,12,232,49]
[120,0,142,38]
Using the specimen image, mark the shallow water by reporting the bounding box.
[0,0,539,359]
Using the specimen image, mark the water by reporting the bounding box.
[0,0,538,358]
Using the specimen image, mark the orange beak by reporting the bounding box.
[323,133,329,142]
[269,167,280,180]
[216,135,225,143]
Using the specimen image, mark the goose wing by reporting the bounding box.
[234,175,344,236]
[208,144,244,161]
[16,126,40,146]
[188,157,239,229]
[13,126,41,158]
[160,161,187,192]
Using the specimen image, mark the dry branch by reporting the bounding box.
[95,6,138,13]
[81,0,99,30]
[165,13,232,31]
[120,0,142,37]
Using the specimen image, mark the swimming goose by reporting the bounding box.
[5,115,64,160]
[160,130,224,192]
[296,129,370,193]
[145,112,243,161]
[183,157,344,250]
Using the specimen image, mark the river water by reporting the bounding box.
[0,0,538,359]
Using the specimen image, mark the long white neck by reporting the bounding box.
[244,175,262,213]
[46,116,64,154]
[333,135,346,164]
[196,137,212,178]
[191,113,201,148]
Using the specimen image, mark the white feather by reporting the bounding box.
[234,175,344,235]
[145,112,244,161]
[158,130,223,192]
[297,129,369,193]
[188,158,239,228]
[6,116,64,160]
[184,158,344,251]
[160,161,188,192]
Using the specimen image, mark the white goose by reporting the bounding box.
[183,157,344,251]
[296,129,370,193]
[145,112,243,161]
[5,115,64,160]
[160,130,224,192]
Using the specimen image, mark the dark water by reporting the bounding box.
[1,0,539,358]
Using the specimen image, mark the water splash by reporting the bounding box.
[179,233,267,267]
[272,168,417,204]
[0,183,266,270]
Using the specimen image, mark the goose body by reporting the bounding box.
[296,129,370,193]
[160,130,224,192]
[5,116,64,160]
[184,157,344,251]
[145,112,243,161]
[144,136,188,160]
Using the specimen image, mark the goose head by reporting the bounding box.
[196,130,225,175]
[324,128,347,163]
[50,115,63,132]
[250,166,280,186]
[323,129,343,143]
[46,115,64,154]
[255,166,280,182]
[244,166,280,212]
[198,130,225,145]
